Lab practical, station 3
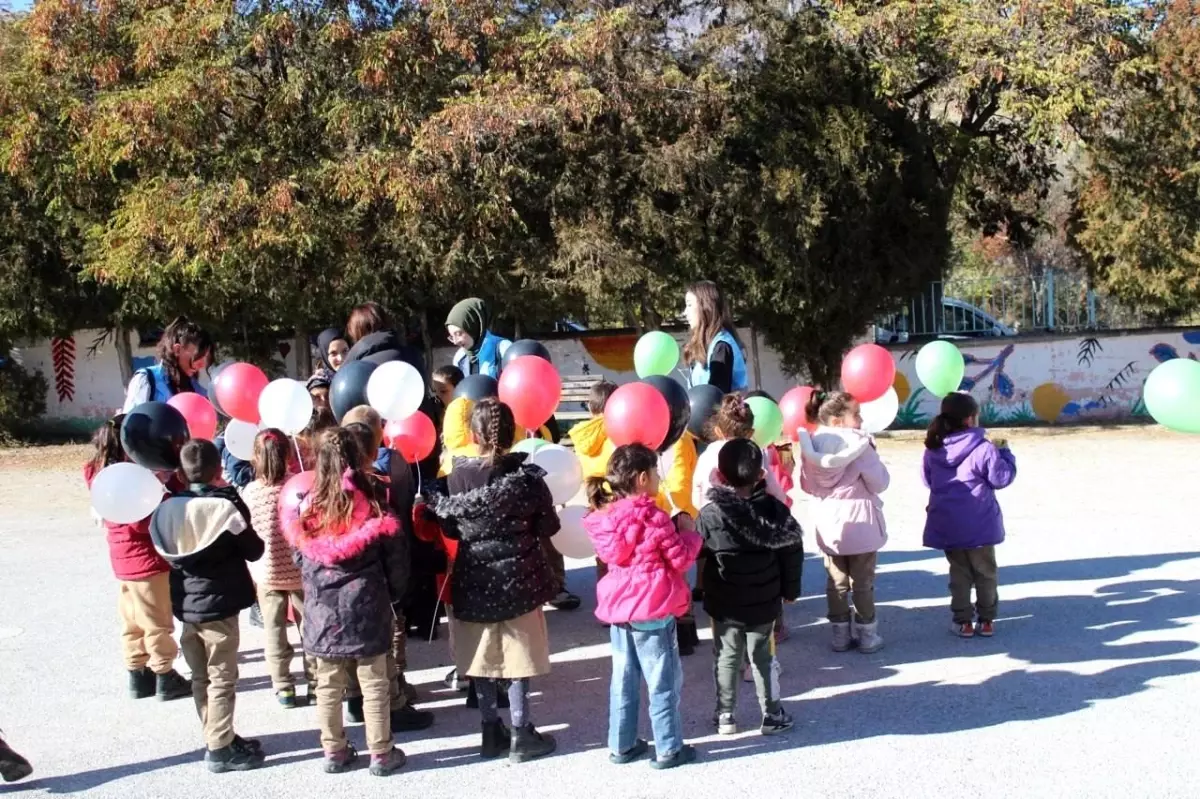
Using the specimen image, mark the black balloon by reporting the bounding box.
[330,360,378,423]
[454,374,499,402]
[501,339,552,370]
[643,376,690,453]
[121,401,191,471]
[207,361,235,418]
[687,384,725,442]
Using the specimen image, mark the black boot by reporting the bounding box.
[346,696,364,724]
[0,736,32,783]
[390,704,434,732]
[509,723,556,764]
[677,620,700,657]
[156,669,192,701]
[129,667,156,699]
[480,719,511,759]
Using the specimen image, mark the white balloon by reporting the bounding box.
[367,361,425,421]
[552,505,594,559]
[90,462,165,524]
[224,419,259,461]
[860,386,899,434]
[530,443,584,505]
[258,378,314,436]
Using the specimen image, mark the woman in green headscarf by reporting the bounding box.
[446,298,512,378]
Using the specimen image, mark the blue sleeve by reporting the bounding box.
[215,435,255,488]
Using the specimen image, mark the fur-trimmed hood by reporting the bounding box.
[281,470,400,566]
[702,484,804,551]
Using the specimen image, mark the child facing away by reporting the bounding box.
[922,393,1017,638]
[149,439,266,772]
[281,427,410,777]
[428,398,560,764]
[699,439,803,737]
[796,390,890,654]
[241,428,315,708]
[83,414,192,702]
[583,444,702,770]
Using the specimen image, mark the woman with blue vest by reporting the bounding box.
[122,318,215,412]
[446,298,512,379]
[683,281,748,393]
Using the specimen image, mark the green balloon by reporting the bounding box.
[745,396,784,447]
[634,331,680,378]
[915,340,965,398]
[512,437,550,455]
[1144,358,1200,434]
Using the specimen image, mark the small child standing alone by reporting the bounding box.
[923,393,1017,638]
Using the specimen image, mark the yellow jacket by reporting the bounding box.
[567,416,615,480]
[439,397,552,476]
[655,430,699,519]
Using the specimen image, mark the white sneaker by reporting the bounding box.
[855,620,884,654]
[830,622,852,652]
[716,713,737,736]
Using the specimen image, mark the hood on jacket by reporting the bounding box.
[797,427,872,491]
[150,495,248,561]
[931,427,989,468]
[431,459,547,523]
[568,416,608,458]
[281,470,400,566]
[583,494,671,568]
[704,485,804,550]
[345,330,426,373]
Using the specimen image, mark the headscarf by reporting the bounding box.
[317,327,346,372]
[445,298,491,356]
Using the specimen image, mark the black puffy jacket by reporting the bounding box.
[344,330,426,373]
[430,454,560,623]
[698,483,804,627]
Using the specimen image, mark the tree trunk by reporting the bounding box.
[293,328,311,377]
[749,324,763,390]
[114,327,134,386]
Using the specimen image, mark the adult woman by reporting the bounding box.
[123,318,215,412]
[445,298,512,379]
[683,281,748,393]
[316,328,349,374]
[344,302,426,373]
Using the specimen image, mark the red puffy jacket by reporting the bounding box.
[83,461,170,581]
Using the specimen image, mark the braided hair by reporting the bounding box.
[710,392,754,440]
[469,397,516,465]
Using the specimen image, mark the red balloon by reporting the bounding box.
[385,412,436,464]
[780,385,816,440]
[213,362,269,424]
[604,382,670,449]
[498,355,562,430]
[841,344,896,404]
[279,470,315,519]
[167,392,218,441]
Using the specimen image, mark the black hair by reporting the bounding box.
[717,437,764,490]
[588,380,617,415]
[586,443,659,509]
[469,398,516,465]
[157,317,215,395]
[710,392,754,439]
[180,439,221,484]
[805,389,856,425]
[925,392,980,450]
[433,365,464,387]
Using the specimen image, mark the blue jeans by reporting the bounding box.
[608,619,684,757]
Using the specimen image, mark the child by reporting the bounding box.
[429,398,559,763]
[923,392,1017,638]
[584,444,702,770]
[698,439,803,736]
[567,380,617,479]
[149,440,266,772]
[242,428,315,708]
[82,415,192,701]
[307,372,332,413]
[431,365,464,411]
[281,428,410,776]
[692,394,788,513]
[797,390,890,654]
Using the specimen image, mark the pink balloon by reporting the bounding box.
[167,392,218,440]
[604,382,670,449]
[279,470,315,520]
[779,386,816,441]
[214,362,269,424]
[385,412,437,464]
[498,356,562,430]
[841,344,896,404]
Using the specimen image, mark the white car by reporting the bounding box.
[875,297,1017,343]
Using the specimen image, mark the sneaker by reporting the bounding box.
[953,622,975,638]
[156,669,193,702]
[830,622,852,652]
[390,704,434,732]
[0,736,32,783]
[303,683,317,707]
[509,723,557,763]
[346,696,364,723]
[480,719,511,759]
[609,738,649,765]
[760,708,794,735]
[547,591,581,611]
[443,668,466,692]
[205,740,265,773]
[716,712,737,736]
[976,620,995,638]
[276,687,297,709]
[128,667,156,699]
[233,735,263,754]
[649,743,696,770]
[323,744,359,774]
[248,603,264,629]
[368,747,407,777]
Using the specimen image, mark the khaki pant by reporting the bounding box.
[824,552,878,624]
[118,573,177,674]
[257,588,316,692]
[316,654,392,755]
[347,614,409,710]
[180,617,240,751]
[946,546,998,624]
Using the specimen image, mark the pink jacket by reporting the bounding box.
[797,427,889,556]
[583,494,702,625]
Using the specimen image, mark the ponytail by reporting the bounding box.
[586,476,613,510]
[925,392,980,450]
[806,389,855,426]
[589,444,658,510]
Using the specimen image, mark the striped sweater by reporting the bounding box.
[241,480,302,592]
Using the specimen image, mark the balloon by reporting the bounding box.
[512,437,550,455]
[915,340,965,398]
[454,374,499,402]
[529,444,584,505]
[223,419,259,461]
[641,375,690,453]
[745,395,783,446]
[860,387,899,434]
[367,360,425,422]
[501,339,552,369]
[167,393,218,441]
[121,402,191,471]
[213,362,269,424]
[1144,358,1200,434]
[330,360,378,423]
[634,331,680,378]
[605,382,670,449]
[498,355,561,430]
[841,344,896,403]
[207,361,236,417]
[258,378,313,436]
[279,470,315,519]
[552,505,595,559]
[90,462,165,524]
[687,384,725,441]
[780,386,816,440]
[385,412,437,463]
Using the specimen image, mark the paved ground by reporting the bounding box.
[2,428,1199,798]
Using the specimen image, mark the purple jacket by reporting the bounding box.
[922,428,1016,550]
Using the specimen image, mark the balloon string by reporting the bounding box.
[293,437,304,472]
